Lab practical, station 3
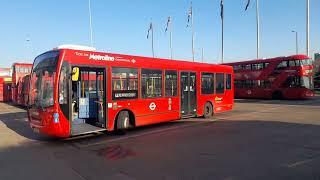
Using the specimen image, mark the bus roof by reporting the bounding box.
[55,44,96,51]
[12,63,33,67]
[59,48,233,72]
[224,55,310,66]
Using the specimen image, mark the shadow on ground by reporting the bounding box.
[0,112,55,141]
[1,119,320,180]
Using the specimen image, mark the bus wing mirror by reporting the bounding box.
[72,67,80,81]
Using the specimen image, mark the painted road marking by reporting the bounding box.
[287,156,320,168]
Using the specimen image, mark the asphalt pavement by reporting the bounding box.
[0,97,320,180]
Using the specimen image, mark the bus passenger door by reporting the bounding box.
[72,68,106,129]
[180,72,197,117]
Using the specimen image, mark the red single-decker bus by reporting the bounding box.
[28,45,234,138]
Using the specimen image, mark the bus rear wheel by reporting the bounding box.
[116,111,130,134]
[203,102,213,119]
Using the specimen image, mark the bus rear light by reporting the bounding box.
[53,113,59,124]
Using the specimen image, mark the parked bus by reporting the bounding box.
[17,74,31,106]
[225,55,314,99]
[0,68,12,102]
[12,63,32,104]
[0,77,12,102]
[28,45,234,138]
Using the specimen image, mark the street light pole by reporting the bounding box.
[256,0,260,59]
[170,17,173,59]
[88,0,93,47]
[291,30,299,55]
[26,34,32,62]
[306,0,310,57]
[152,23,155,58]
[201,48,204,63]
[191,2,195,62]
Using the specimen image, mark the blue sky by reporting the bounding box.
[0,0,319,67]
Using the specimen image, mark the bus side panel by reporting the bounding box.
[198,72,234,115]
[107,97,180,130]
[235,88,272,99]
[135,97,180,127]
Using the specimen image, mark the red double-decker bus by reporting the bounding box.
[225,55,314,99]
[28,45,234,138]
[11,63,32,104]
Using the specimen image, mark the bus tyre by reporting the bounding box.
[116,111,130,131]
[204,102,213,119]
[272,91,283,100]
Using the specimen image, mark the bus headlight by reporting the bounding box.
[53,113,59,124]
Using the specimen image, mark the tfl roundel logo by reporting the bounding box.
[149,102,157,111]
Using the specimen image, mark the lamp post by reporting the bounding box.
[256,0,260,59]
[26,34,32,62]
[306,0,310,57]
[88,0,93,47]
[291,30,298,55]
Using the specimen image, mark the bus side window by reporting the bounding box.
[226,74,232,90]
[201,73,214,94]
[141,69,163,98]
[288,60,296,67]
[112,67,138,100]
[277,61,288,69]
[245,64,251,70]
[165,70,177,97]
[216,73,225,94]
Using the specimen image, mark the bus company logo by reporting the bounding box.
[149,102,157,111]
[304,69,313,74]
[215,97,223,103]
[89,54,115,61]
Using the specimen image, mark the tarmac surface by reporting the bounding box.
[0,97,320,180]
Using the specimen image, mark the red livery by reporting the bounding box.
[225,55,314,99]
[28,45,234,138]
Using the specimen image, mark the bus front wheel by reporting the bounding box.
[203,102,214,119]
